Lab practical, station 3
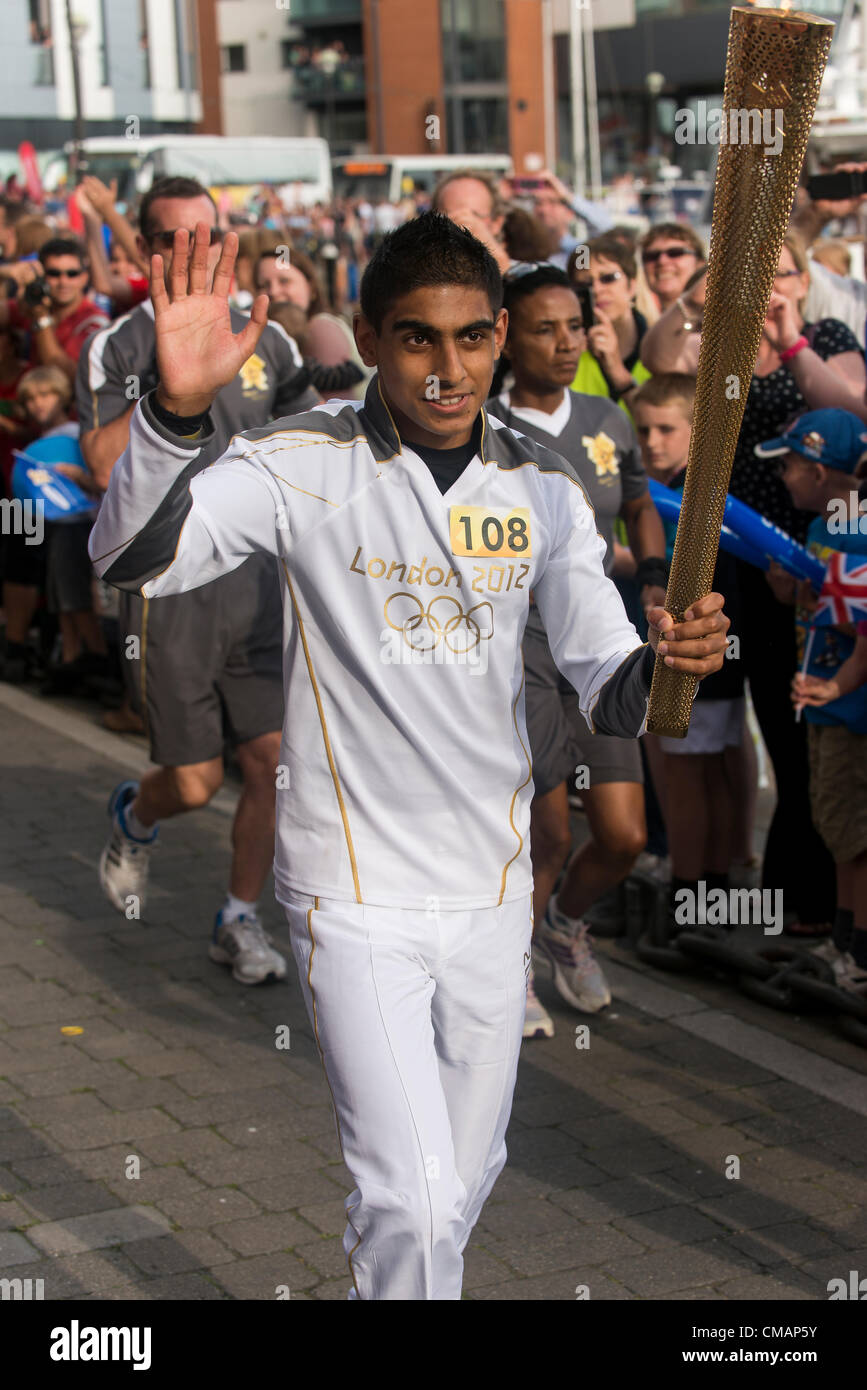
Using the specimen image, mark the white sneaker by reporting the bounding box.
[209,911,288,985]
[534,902,612,1013]
[834,952,867,997]
[523,967,555,1039]
[810,939,846,970]
[99,780,157,916]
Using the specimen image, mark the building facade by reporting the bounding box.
[0,0,209,152]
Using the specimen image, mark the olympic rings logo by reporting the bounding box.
[383,592,494,654]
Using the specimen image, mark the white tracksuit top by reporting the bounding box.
[89,375,651,910]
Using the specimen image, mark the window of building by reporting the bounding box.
[220,44,247,75]
[98,0,110,87]
[442,0,506,85]
[139,0,150,88]
[28,0,54,85]
[454,96,509,154]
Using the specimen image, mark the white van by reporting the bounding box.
[42,135,333,209]
[332,153,513,203]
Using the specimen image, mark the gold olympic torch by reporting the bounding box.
[645,7,834,737]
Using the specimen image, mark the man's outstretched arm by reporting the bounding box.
[89,224,282,596]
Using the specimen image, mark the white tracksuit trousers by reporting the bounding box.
[282,889,533,1300]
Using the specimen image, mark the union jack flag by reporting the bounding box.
[812,550,867,627]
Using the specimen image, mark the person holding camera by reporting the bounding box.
[0,236,107,384]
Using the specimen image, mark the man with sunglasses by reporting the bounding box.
[638,224,705,314]
[76,176,321,985]
[0,237,108,384]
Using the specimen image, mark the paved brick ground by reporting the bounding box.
[1,699,866,1300]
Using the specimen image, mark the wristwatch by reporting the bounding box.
[35,315,55,331]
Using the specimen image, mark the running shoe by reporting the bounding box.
[534,902,612,1013]
[209,911,288,985]
[834,953,867,997]
[809,939,846,970]
[523,967,555,1039]
[99,780,157,916]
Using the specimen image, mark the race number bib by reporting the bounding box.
[449,506,532,559]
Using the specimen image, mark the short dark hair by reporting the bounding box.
[582,233,638,281]
[360,211,503,333]
[502,264,573,319]
[138,177,218,240]
[639,221,705,260]
[39,236,87,268]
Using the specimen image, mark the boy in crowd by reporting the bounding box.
[758,409,867,992]
[632,374,747,927]
[4,366,106,687]
[487,264,668,1038]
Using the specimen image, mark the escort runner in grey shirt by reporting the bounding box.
[77,300,320,766]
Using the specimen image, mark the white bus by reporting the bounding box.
[42,135,333,209]
[332,153,513,203]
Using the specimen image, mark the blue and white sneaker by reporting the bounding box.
[523,967,555,1039]
[99,780,157,916]
[533,899,612,1013]
[209,910,288,985]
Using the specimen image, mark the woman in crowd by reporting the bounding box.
[567,233,652,411]
[254,245,368,401]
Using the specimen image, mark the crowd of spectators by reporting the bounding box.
[1,152,866,1020]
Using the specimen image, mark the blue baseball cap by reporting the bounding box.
[755,409,867,475]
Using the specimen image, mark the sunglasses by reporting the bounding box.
[148,228,224,250]
[45,267,85,278]
[643,246,694,264]
[503,260,559,281]
[574,270,623,286]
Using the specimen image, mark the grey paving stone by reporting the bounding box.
[715,1271,824,1299]
[698,1191,810,1231]
[612,1205,729,1250]
[0,1198,32,1230]
[17,1180,120,1222]
[217,1211,317,1256]
[726,1220,844,1268]
[110,1271,228,1300]
[39,1108,182,1152]
[152,1186,261,1228]
[582,1139,682,1179]
[122,1230,234,1275]
[605,1239,761,1298]
[208,1252,319,1298]
[293,1235,350,1279]
[470,1268,631,1300]
[238,1170,347,1212]
[0,1230,40,1266]
[26,1203,173,1255]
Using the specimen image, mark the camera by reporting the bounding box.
[23,276,49,307]
[806,169,867,202]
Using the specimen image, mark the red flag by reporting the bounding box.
[18,141,43,204]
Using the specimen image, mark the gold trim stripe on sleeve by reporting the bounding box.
[498,660,533,905]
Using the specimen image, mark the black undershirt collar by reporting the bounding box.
[407,415,484,496]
